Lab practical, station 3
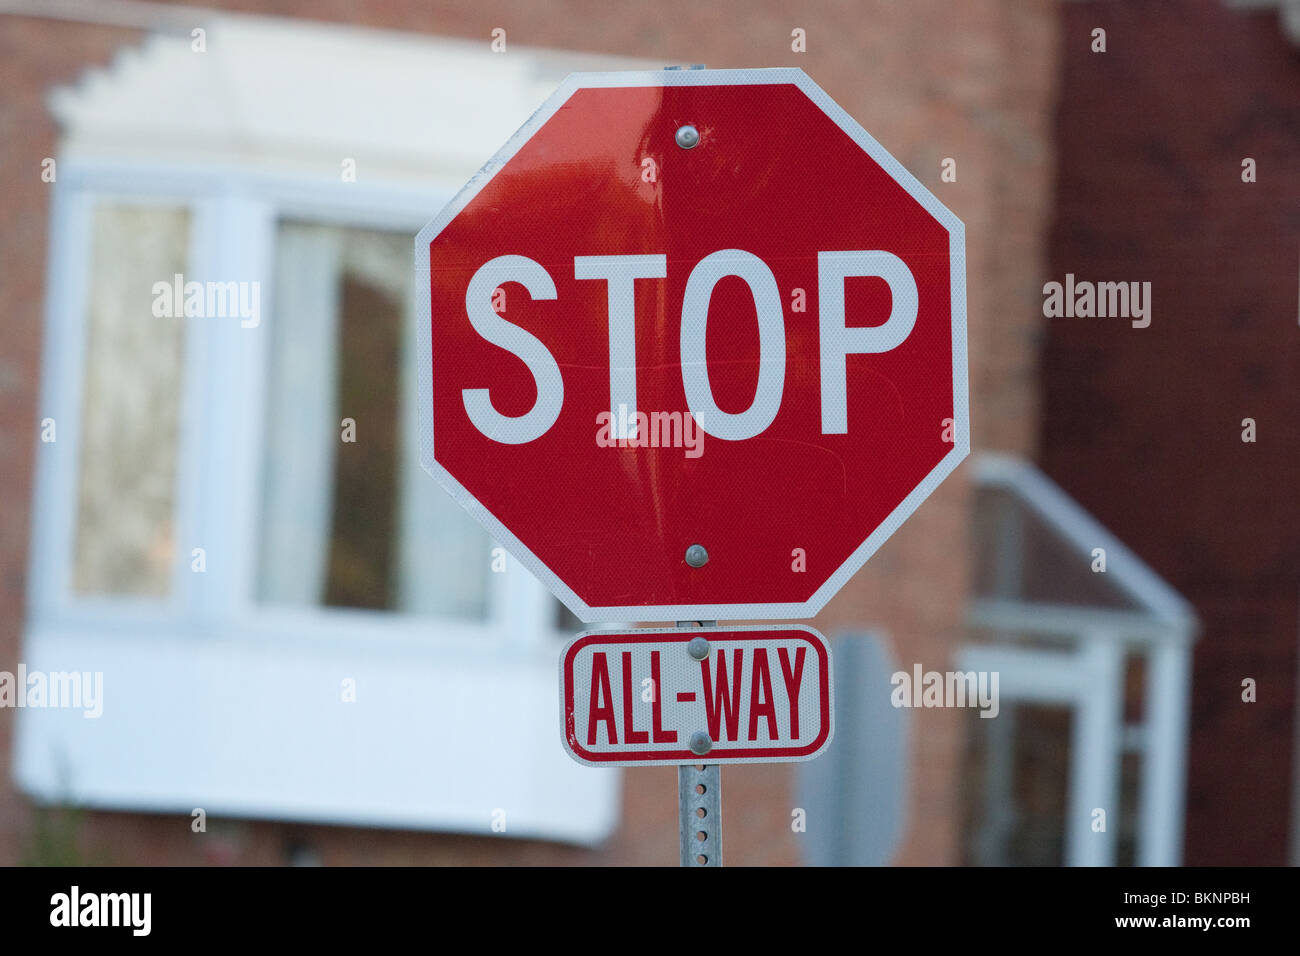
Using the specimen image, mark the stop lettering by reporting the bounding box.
[462,249,917,443]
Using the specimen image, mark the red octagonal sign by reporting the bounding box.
[416,69,968,622]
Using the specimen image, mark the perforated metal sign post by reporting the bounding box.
[416,66,967,866]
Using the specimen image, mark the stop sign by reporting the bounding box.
[416,68,968,623]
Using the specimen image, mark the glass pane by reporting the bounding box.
[971,484,1143,611]
[73,203,189,597]
[961,703,1071,866]
[257,221,491,619]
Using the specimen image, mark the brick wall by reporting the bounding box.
[0,0,1058,865]
[1042,0,1300,865]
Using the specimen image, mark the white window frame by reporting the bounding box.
[959,453,1197,866]
[16,154,619,845]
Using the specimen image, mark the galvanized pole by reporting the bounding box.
[678,763,721,866]
[677,620,720,866]
[669,63,715,868]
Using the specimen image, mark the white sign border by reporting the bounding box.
[415,67,970,624]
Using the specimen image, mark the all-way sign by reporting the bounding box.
[560,626,833,766]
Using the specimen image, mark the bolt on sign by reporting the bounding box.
[415,68,968,625]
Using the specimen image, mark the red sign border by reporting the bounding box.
[559,624,834,767]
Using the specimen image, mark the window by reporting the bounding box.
[961,702,1072,866]
[18,16,644,843]
[258,221,492,620]
[74,202,189,598]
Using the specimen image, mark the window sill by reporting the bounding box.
[12,620,619,846]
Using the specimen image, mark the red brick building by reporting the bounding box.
[1042,0,1300,866]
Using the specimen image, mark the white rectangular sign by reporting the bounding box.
[559,625,833,767]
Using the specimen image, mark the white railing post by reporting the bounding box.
[1137,636,1192,865]
[1065,635,1123,866]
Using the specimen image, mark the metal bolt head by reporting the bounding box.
[685,544,709,568]
[687,636,710,661]
[675,124,700,149]
[689,731,713,755]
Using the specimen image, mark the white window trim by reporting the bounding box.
[17,155,619,845]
